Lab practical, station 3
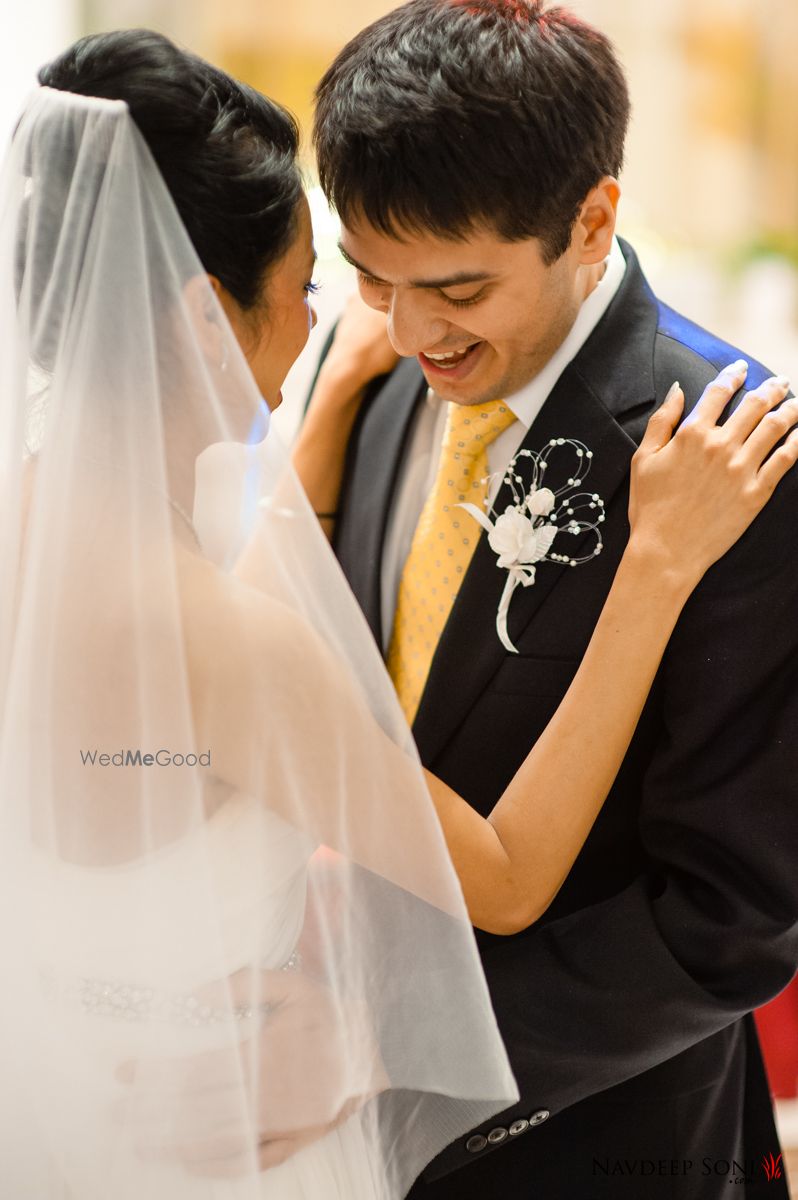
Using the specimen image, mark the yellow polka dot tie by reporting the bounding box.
[387,397,517,724]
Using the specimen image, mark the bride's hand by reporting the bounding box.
[115,967,387,1176]
[628,362,798,585]
[296,294,400,538]
[314,292,399,398]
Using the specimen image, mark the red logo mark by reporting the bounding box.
[762,1152,783,1182]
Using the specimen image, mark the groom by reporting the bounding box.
[309,1,798,1197]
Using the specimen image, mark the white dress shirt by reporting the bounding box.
[380,237,627,649]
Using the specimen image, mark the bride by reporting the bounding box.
[0,28,795,1200]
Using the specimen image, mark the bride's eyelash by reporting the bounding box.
[357,271,381,288]
[304,280,321,295]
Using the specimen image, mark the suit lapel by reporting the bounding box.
[334,358,427,646]
[413,242,661,764]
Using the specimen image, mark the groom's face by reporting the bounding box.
[339,217,592,407]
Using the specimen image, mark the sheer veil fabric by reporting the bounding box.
[0,88,517,1197]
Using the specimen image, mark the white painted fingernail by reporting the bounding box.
[732,359,749,373]
[664,381,681,402]
[775,375,791,390]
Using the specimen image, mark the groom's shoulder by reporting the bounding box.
[611,241,776,412]
[652,299,775,412]
[651,298,798,570]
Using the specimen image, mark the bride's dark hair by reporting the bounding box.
[38,29,303,310]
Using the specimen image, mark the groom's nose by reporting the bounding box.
[386,291,449,359]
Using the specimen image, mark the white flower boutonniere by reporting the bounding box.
[459,438,606,653]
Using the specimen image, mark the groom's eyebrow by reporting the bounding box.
[337,243,495,289]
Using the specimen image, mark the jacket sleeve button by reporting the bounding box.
[487,1127,508,1144]
[529,1109,551,1126]
[466,1134,488,1154]
[509,1119,530,1136]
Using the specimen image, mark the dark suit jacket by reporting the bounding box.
[325,241,798,1199]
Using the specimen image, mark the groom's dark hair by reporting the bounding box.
[313,0,630,263]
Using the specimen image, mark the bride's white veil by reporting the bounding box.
[0,86,517,1196]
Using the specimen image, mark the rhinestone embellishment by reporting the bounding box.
[71,950,300,1027]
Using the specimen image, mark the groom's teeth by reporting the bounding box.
[423,342,483,370]
[426,346,473,364]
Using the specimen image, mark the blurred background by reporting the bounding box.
[3,0,797,1186]
[5,0,798,440]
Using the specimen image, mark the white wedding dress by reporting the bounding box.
[0,84,518,1199]
[27,794,387,1199]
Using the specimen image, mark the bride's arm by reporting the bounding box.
[292,297,398,540]
[192,365,797,928]
[427,367,798,933]
[425,543,691,932]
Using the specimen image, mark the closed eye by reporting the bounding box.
[357,271,384,289]
[441,290,485,309]
[357,270,486,308]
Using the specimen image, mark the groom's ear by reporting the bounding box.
[574,176,621,265]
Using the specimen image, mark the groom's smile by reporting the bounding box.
[338,199,616,407]
[418,339,487,383]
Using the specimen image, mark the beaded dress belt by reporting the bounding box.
[52,950,301,1028]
